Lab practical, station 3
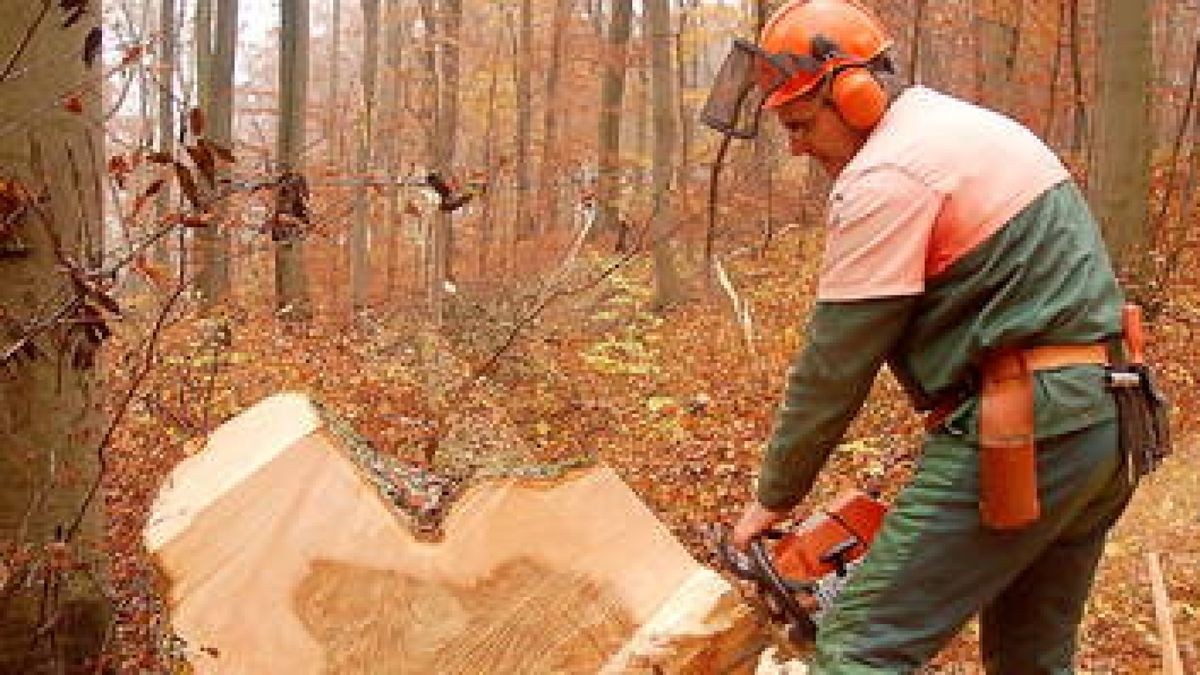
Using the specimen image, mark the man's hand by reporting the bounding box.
[731,501,791,551]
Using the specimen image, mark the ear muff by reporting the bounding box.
[809,33,887,131]
[829,66,887,130]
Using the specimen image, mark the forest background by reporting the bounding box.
[1,0,1199,671]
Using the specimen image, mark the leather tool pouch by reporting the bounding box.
[1107,364,1171,481]
[978,349,1040,530]
[1108,303,1172,482]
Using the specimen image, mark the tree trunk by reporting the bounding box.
[197,0,238,304]
[515,0,533,239]
[675,0,696,222]
[909,0,925,85]
[139,0,155,151]
[596,0,634,245]
[196,0,214,114]
[382,0,404,297]
[156,0,178,266]
[975,0,1022,114]
[537,0,570,236]
[646,0,684,309]
[1091,0,1153,290]
[429,0,461,323]
[0,3,109,670]
[327,0,343,167]
[480,41,501,276]
[351,0,381,311]
[276,0,314,321]
[1066,0,1088,155]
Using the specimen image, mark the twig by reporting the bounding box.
[65,264,191,542]
[0,0,53,84]
[469,197,669,381]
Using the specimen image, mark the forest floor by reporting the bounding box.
[102,224,1198,672]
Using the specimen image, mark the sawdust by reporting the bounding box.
[294,557,636,674]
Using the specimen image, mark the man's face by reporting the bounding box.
[774,91,866,176]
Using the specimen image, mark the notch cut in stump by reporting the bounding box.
[144,393,757,673]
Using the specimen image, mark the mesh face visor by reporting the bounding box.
[701,39,821,139]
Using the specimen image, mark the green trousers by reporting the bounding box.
[813,418,1133,674]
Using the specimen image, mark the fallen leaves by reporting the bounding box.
[94,223,1200,673]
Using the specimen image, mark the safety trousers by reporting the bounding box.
[812,418,1133,674]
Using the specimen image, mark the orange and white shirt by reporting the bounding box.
[817,86,1070,302]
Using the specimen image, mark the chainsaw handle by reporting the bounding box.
[716,527,789,581]
[748,538,812,625]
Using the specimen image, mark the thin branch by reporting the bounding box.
[470,190,673,382]
[0,0,53,84]
[65,266,190,542]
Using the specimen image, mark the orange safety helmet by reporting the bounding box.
[758,0,893,130]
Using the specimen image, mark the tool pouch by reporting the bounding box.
[1107,364,1171,481]
[978,349,1040,530]
[1108,303,1172,482]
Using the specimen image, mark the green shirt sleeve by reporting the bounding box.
[757,296,919,510]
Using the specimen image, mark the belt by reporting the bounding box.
[922,343,1109,432]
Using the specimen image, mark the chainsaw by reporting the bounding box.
[716,490,888,645]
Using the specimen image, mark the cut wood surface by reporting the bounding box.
[144,392,757,673]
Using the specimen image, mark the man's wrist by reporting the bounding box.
[755,479,803,513]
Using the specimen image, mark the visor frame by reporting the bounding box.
[700,38,826,140]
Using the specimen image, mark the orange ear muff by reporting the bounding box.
[830,66,887,130]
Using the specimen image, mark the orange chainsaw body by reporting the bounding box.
[771,490,888,582]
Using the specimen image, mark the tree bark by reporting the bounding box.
[197,0,238,304]
[351,0,381,311]
[515,0,533,238]
[196,0,214,114]
[156,0,178,266]
[646,0,684,308]
[480,40,501,276]
[276,0,314,321]
[1091,0,1153,288]
[0,3,109,669]
[596,0,634,245]
[975,0,1023,114]
[381,0,404,296]
[429,0,461,323]
[676,0,696,223]
[327,0,343,167]
[537,0,570,236]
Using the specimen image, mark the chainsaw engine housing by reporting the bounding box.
[720,490,889,645]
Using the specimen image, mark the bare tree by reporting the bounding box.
[596,0,634,247]
[275,0,314,320]
[197,0,239,303]
[538,0,571,235]
[646,0,685,308]
[515,0,533,238]
[352,0,382,310]
[1091,0,1153,289]
[156,0,179,265]
[426,0,462,323]
[381,0,406,295]
[327,0,344,166]
[975,0,1023,114]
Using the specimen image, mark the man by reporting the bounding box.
[720,0,1136,672]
